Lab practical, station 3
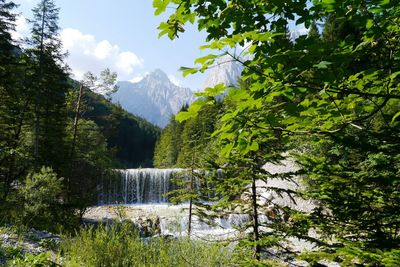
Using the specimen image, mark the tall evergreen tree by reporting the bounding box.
[0,0,32,200]
[154,116,184,167]
[307,21,320,39]
[27,0,69,173]
[0,0,16,61]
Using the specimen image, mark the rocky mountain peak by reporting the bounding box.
[146,69,170,83]
[203,54,244,88]
[111,69,194,128]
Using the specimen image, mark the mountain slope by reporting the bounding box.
[83,90,160,167]
[112,69,195,128]
[203,55,244,89]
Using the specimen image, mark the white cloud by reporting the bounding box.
[11,15,29,41]
[129,75,144,83]
[60,28,144,81]
[14,0,34,3]
[94,40,115,60]
[117,52,143,74]
[296,24,309,36]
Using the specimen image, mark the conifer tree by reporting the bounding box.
[0,0,16,60]
[27,0,69,173]
[307,21,320,39]
[153,116,184,167]
[0,0,32,200]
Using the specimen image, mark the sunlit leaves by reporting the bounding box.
[158,19,185,39]
[392,111,400,123]
[179,66,198,77]
[175,98,206,122]
[153,0,170,16]
[154,0,400,264]
[203,83,226,97]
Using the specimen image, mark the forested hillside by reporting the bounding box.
[0,0,159,231]
[83,90,160,168]
[153,103,221,168]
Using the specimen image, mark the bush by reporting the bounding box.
[20,167,64,231]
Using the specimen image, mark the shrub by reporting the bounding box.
[20,167,64,231]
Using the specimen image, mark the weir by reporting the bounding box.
[97,168,187,205]
[92,162,313,245]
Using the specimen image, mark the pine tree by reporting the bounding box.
[307,21,320,40]
[27,0,69,173]
[0,0,16,61]
[153,116,184,167]
[0,0,32,200]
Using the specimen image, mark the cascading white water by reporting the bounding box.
[90,160,319,252]
[98,168,186,205]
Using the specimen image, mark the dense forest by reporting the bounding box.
[82,90,160,168]
[1,0,400,266]
[0,0,159,231]
[154,103,221,168]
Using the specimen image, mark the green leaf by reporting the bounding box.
[175,111,194,122]
[313,61,332,69]
[300,98,311,108]
[221,142,234,157]
[323,120,334,130]
[366,19,374,30]
[175,99,206,122]
[194,54,218,65]
[248,141,259,152]
[179,66,198,77]
[153,0,170,15]
[204,83,226,97]
[392,111,400,123]
[322,0,335,4]
[369,7,383,13]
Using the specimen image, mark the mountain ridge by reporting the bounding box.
[112,69,195,128]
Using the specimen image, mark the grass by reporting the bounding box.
[0,222,288,266]
[60,222,240,267]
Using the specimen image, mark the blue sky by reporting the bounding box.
[13,0,209,90]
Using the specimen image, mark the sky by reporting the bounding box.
[12,0,309,91]
[12,0,210,90]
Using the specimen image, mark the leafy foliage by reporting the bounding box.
[154,0,400,264]
[20,167,63,231]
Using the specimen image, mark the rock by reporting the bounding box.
[0,228,62,257]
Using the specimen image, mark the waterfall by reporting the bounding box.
[98,168,186,205]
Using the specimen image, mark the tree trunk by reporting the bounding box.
[68,84,84,193]
[251,175,261,260]
[71,84,83,159]
[188,145,196,237]
[34,1,47,168]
